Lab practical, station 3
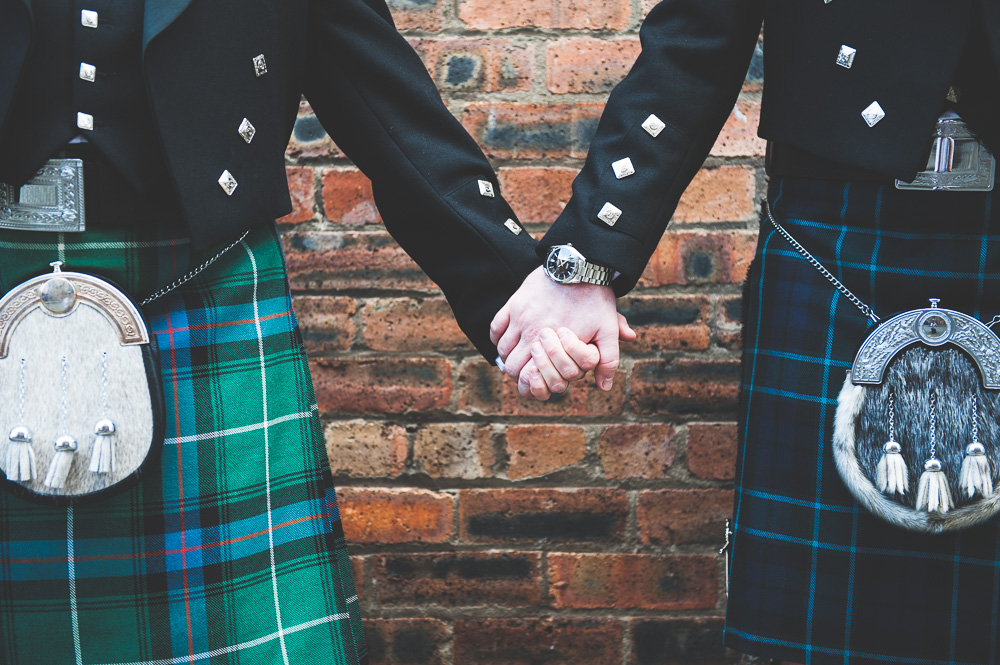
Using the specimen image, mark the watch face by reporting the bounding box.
[545,246,581,283]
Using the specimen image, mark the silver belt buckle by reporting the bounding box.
[0,159,86,232]
[895,117,995,192]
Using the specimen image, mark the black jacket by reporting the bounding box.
[0,0,540,360]
[541,0,1000,294]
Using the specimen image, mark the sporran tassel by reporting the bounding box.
[875,393,908,496]
[44,435,78,489]
[916,392,952,513]
[958,394,992,498]
[6,426,35,482]
[89,419,116,474]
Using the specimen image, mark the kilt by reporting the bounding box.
[0,223,367,665]
[724,177,1000,665]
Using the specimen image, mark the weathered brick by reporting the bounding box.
[454,618,623,665]
[505,425,587,479]
[337,488,452,544]
[710,101,765,158]
[311,358,452,414]
[598,424,676,480]
[321,167,381,226]
[291,295,356,353]
[459,489,628,543]
[325,420,408,478]
[640,230,757,287]
[279,166,316,225]
[458,0,630,30]
[374,552,543,606]
[638,490,734,546]
[413,423,496,479]
[387,0,447,30]
[687,422,739,481]
[497,167,576,225]
[549,553,718,610]
[351,556,365,601]
[630,618,734,665]
[286,101,342,160]
[461,103,604,161]
[618,295,711,352]
[672,166,756,224]
[283,232,435,292]
[365,618,449,665]
[457,359,626,417]
[409,39,533,93]
[362,298,471,352]
[546,38,641,94]
[631,359,740,416]
[715,295,744,351]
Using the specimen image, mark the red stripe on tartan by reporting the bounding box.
[2,514,326,564]
[161,307,196,662]
[154,311,291,334]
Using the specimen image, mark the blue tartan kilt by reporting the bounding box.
[724,177,1000,665]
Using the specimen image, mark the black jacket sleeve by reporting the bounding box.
[301,0,541,360]
[539,0,764,295]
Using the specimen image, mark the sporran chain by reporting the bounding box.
[140,229,250,305]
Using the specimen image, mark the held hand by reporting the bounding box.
[490,266,635,399]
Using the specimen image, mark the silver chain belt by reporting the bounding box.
[139,229,250,305]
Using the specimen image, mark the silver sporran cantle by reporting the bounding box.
[0,262,164,503]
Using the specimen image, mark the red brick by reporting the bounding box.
[286,100,343,160]
[278,166,316,225]
[710,100,766,158]
[374,552,543,606]
[630,618,732,665]
[337,488,452,544]
[409,39,533,93]
[283,232,435,292]
[311,357,452,414]
[505,425,586,479]
[548,553,718,610]
[457,359,626,417]
[640,230,757,287]
[546,38,641,94]
[291,296,356,353]
[672,167,756,224]
[638,489,734,546]
[351,556,365,601]
[497,167,576,224]
[364,618,449,665]
[459,489,628,543]
[618,295,711,352]
[454,618,623,665]
[715,295,744,351]
[687,422,738,481]
[461,103,605,161]
[386,0,446,30]
[598,424,676,480]
[321,168,382,226]
[631,359,740,416]
[459,0,630,30]
[324,420,408,478]
[413,423,496,479]
[361,298,471,352]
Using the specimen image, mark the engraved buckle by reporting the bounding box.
[0,159,86,232]
[895,116,995,192]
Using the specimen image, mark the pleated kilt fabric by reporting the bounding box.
[0,224,367,665]
[724,177,1000,665]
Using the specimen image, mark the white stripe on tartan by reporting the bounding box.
[242,238,290,665]
[0,239,189,250]
[162,406,319,445]
[68,506,83,665]
[94,614,351,665]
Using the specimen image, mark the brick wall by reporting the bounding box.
[281,1,765,663]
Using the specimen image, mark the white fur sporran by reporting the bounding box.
[0,262,164,503]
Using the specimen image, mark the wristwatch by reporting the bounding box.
[543,244,613,286]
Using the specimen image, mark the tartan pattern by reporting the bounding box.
[725,178,1000,665]
[0,224,366,665]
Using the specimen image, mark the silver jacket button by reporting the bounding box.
[641,114,665,138]
[81,9,98,28]
[861,101,886,127]
[238,118,256,144]
[836,45,856,69]
[612,157,635,180]
[218,170,239,196]
[597,202,622,226]
[253,54,268,77]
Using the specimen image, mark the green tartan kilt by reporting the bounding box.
[0,223,367,665]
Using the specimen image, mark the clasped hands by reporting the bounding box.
[489,266,635,400]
